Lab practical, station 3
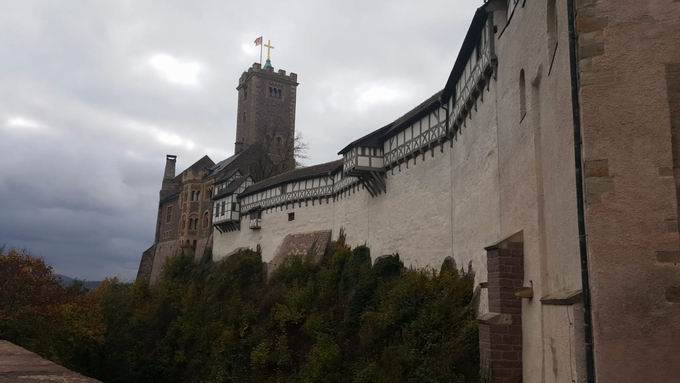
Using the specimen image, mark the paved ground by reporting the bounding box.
[0,340,100,382]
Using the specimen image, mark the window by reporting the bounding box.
[243,87,248,100]
[190,190,201,202]
[288,212,295,221]
[221,201,226,215]
[165,205,173,223]
[507,0,520,18]
[188,217,198,230]
[547,0,559,72]
[519,69,527,122]
[203,212,209,228]
[268,86,282,99]
[231,202,237,211]
[242,112,246,123]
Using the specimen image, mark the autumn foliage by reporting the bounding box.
[0,248,104,373]
[0,243,479,382]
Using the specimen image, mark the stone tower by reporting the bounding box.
[234,61,298,172]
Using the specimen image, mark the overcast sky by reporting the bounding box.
[0,0,481,281]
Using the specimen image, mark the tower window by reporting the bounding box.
[268,86,282,99]
[288,212,295,221]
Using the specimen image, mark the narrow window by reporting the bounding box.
[242,112,246,123]
[288,212,295,221]
[203,212,209,228]
[519,69,527,122]
[547,0,559,72]
[165,205,173,223]
[231,202,237,211]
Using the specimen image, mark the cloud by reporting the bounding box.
[4,115,50,133]
[0,0,480,280]
[145,52,205,87]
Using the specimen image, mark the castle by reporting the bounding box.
[137,0,680,382]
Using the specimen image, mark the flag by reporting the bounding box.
[254,36,263,46]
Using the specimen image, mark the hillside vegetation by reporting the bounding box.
[0,241,479,382]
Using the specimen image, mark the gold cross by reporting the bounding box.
[264,40,274,60]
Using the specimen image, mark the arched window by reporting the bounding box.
[181,215,186,230]
[519,69,527,122]
[203,212,210,228]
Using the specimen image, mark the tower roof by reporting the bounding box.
[263,59,273,70]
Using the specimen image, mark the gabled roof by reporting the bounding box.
[215,168,241,184]
[338,124,393,155]
[172,155,215,182]
[209,152,240,176]
[441,5,489,101]
[337,90,443,155]
[241,160,343,197]
[384,90,443,138]
[207,144,268,182]
[213,175,250,200]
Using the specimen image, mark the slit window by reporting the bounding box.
[519,69,527,122]
[547,0,559,70]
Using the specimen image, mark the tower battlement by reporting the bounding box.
[238,63,298,87]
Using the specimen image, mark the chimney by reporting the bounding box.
[161,155,177,193]
[164,155,177,180]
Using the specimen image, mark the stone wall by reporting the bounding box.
[212,3,586,382]
[577,0,680,381]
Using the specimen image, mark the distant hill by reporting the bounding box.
[56,274,101,290]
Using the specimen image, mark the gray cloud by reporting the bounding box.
[0,0,481,280]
